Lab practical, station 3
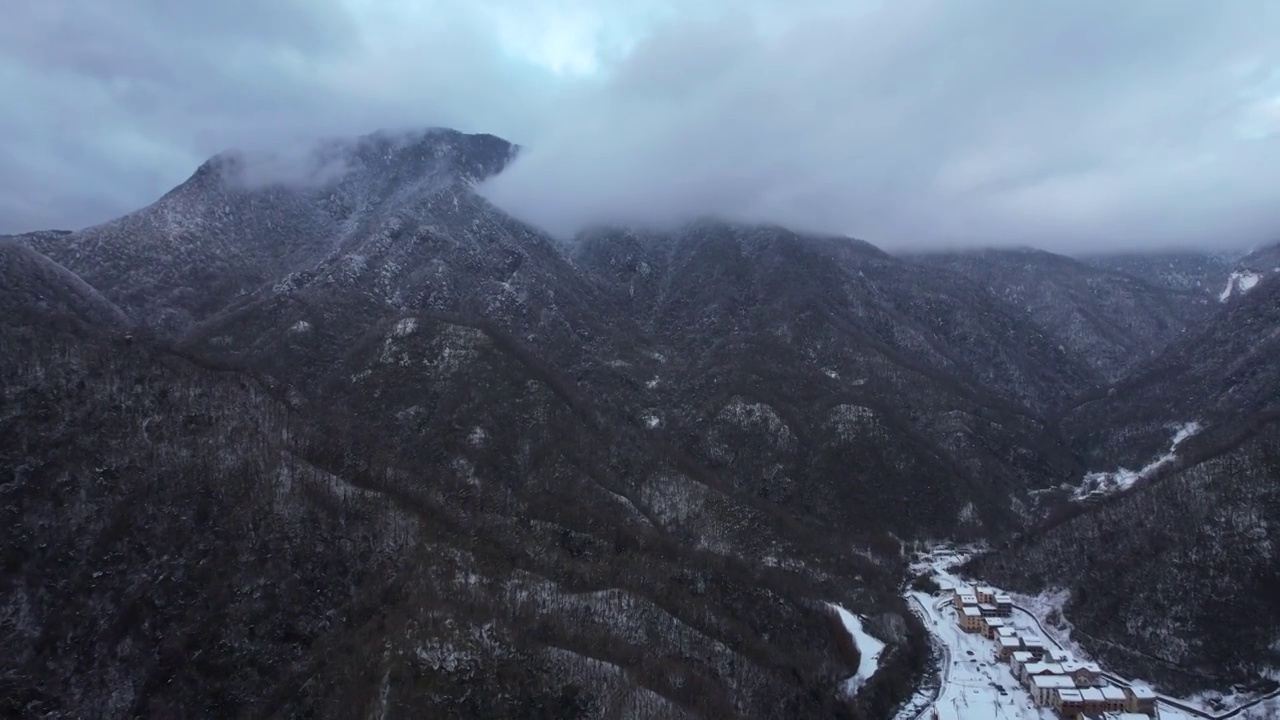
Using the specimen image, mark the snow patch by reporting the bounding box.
[1072,421,1202,500]
[289,320,311,333]
[1220,270,1262,302]
[828,604,885,696]
[643,413,661,429]
[392,317,418,337]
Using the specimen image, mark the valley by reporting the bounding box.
[3,127,1279,719]
[902,547,1280,720]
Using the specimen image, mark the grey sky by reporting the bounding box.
[3,1,1279,252]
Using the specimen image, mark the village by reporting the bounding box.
[942,582,1156,720]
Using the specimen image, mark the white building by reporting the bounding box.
[1030,675,1076,706]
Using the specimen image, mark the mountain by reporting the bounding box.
[8,124,1280,717]
[1065,267,1280,469]
[915,247,1217,384]
[967,414,1280,694]
[968,261,1280,694]
[0,236,128,327]
[7,130,947,720]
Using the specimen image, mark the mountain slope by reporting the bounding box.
[968,414,1280,694]
[1066,272,1280,469]
[916,247,1216,384]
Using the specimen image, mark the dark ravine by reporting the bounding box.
[4,127,1278,717]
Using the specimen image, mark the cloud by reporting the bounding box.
[3,0,1280,253]
[481,0,1280,252]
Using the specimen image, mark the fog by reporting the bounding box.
[4,1,1280,253]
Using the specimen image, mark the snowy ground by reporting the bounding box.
[906,588,1057,719]
[1072,421,1201,500]
[829,604,886,695]
[903,546,1280,720]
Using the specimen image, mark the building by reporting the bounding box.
[1079,687,1107,714]
[976,586,997,604]
[1124,686,1156,715]
[978,602,1000,617]
[996,635,1021,659]
[1018,661,1059,681]
[994,593,1013,617]
[1099,686,1127,713]
[981,616,1006,639]
[1057,688,1084,716]
[1043,647,1072,663]
[1062,660,1103,687]
[996,626,1018,639]
[1009,650,1035,676]
[1030,674,1076,706]
[958,605,983,633]
[952,587,978,609]
[1020,635,1048,659]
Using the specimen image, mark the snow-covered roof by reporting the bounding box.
[1011,651,1034,661]
[1063,660,1102,674]
[985,617,1005,627]
[961,606,981,616]
[1128,686,1156,699]
[996,627,1018,637]
[1058,688,1083,702]
[1101,686,1127,701]
[1080,687,1105,701]
[1105,713,1150,720]
[1032,675,1076,689]
[999,636,1021,648]
[1020,635,1046,647]
[1025,662,1064,675]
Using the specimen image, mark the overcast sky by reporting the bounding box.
[3,1,1280,252]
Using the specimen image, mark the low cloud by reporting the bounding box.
[4,1,1280,253]
[481,1,1280,252]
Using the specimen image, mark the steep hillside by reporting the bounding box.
[19,129,513,332]
[1,249,924,720]
[0,239,128,327]
[1066,273,1280,468]
[916,248,1216,383]
[968,414,1280,695]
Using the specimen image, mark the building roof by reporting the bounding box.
[985,617,1006,627]
[1128,686,1157,699]
[999,636,1021,648]
[1025,662,1064,675]
[995,593,1012,603]
[977,586,997,594]
[1011,651,1034,662]
[962,606,981,616]
[1080,687,1105,701]
[1063,660,1103,674]
[1032,675,1077,689]
[1058,688,1084,702]
[1104,714,1150,720]
[1020,635,1046,647]
[1100,686,1127,701]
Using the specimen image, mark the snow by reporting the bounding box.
[643,413,661,429]
[906,545,1280,720]
[1219,270,1262,302]
[1072,421,1202,500]
[392,317,417,337]
[289,320,311,333]
[828,604,885,696]
[905,590,1057,719]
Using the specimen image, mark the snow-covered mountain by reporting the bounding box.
[6,125,1280,718]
